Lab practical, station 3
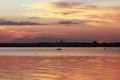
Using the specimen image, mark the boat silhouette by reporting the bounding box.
[56,48,62,50]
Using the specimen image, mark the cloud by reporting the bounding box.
[57,20,109,27]
[12,37,61,43]
[22,1,119,22]
[51,1,81,8]
[89,0,120,8]
[0,18,5,21]
[0,21,47,25]
[0,19,3,21]
[28,17,42,19]
[58,21,77,25]
[20,1,120,29]
[0,26,70,42]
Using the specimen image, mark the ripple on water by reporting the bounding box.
[0,56,120,80]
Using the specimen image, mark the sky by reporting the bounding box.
[0,0,120,43]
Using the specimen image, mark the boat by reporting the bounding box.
[56,48,62,50]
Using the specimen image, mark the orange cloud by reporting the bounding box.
[0,1,119,42]
[20,1,120,30]
[22,1,119,22]
[0,25,70,42]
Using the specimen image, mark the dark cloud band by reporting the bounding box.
[0,21,47,25]
[58,21,77,24]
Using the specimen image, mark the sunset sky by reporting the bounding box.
[0,0,120,43]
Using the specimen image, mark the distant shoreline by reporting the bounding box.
[0,42,119,47]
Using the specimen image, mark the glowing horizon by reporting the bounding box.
[0,0,120,43]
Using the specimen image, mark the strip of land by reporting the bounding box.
[0,41,120,47]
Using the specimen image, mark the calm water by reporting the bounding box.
[0,47,120,80]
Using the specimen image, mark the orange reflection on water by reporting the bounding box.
[0,56,120,80]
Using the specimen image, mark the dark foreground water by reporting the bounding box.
[0,47,120,80]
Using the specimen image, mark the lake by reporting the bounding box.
[0,47,120,80]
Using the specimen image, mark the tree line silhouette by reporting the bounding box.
[0,41,119,47]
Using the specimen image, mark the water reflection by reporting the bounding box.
[0,56,120,80]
